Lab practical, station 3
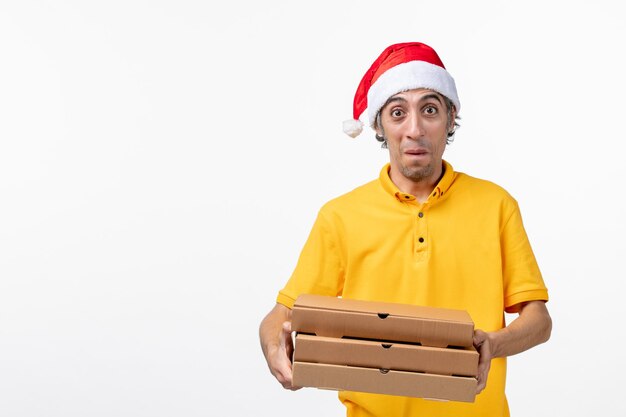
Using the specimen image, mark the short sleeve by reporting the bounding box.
[501,200,549,313]
[276,208,345,309]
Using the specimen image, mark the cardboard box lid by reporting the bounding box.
[294,294,472,323]
[292,294,475,347]
[293,362,477,403]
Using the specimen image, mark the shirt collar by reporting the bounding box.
[378,160,455,203]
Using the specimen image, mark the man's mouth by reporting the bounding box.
[405,149,428,155]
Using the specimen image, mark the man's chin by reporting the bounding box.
[401,165,434,182]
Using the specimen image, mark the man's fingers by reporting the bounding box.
[280,321,295,359]
[473,329,492,394]
[476,380,486,394]
[473,329,487,347]
[475,361,490,393]
[273,360,303,390]
[275,368,292,388]
[268,343,300,390]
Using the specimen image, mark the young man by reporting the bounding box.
[260,42,551,417]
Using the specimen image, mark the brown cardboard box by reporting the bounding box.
[294,334,478,377]
[291,295,478,402]
[292,362,477,403]
[292,294,474,348]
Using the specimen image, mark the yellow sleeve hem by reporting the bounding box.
[505,289,549,313]
[276,292,296,309]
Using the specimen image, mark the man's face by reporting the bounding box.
[376,88,453,185]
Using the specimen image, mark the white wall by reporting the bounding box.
[1,1,624,416]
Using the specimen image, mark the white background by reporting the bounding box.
[1,1,624,416]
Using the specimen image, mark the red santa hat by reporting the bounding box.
[343,42,460,138]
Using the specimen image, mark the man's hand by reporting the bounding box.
[266,321,300,390]
[473,329,493,394]
[259,304,301,390]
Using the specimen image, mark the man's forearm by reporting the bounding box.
[259,303,298,389]
[259,303,292,357]
[490,300,552,358]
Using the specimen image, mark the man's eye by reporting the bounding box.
[424,106,438,115]
[391,109,404,117]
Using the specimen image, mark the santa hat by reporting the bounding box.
[343,42,460,138]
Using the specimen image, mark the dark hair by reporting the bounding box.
[374,93,460,148]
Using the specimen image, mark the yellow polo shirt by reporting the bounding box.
[277,161,549,417]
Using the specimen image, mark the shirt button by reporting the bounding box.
[418,212,424,218]
[418,237,424,243]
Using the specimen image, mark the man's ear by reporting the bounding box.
[374,119,384,137]
[449,107,457,132]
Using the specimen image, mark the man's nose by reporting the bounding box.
[406,113,425,139]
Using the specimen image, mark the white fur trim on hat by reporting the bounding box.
[366,60,460,127]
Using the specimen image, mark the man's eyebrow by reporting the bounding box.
[420,93,444,104]
[382,96,407,107]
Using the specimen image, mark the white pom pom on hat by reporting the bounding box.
[342,119,364,138]
[342,42,460,138]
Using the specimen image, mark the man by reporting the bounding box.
[259,42,552,417]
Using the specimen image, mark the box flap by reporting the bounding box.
[294,294,472,324]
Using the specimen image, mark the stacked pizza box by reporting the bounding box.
[291,294,479,403]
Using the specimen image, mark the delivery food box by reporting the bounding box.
[291,295,478,402]
[294,334,478,377]
[291,294,474,348]
[292,362,477,403]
